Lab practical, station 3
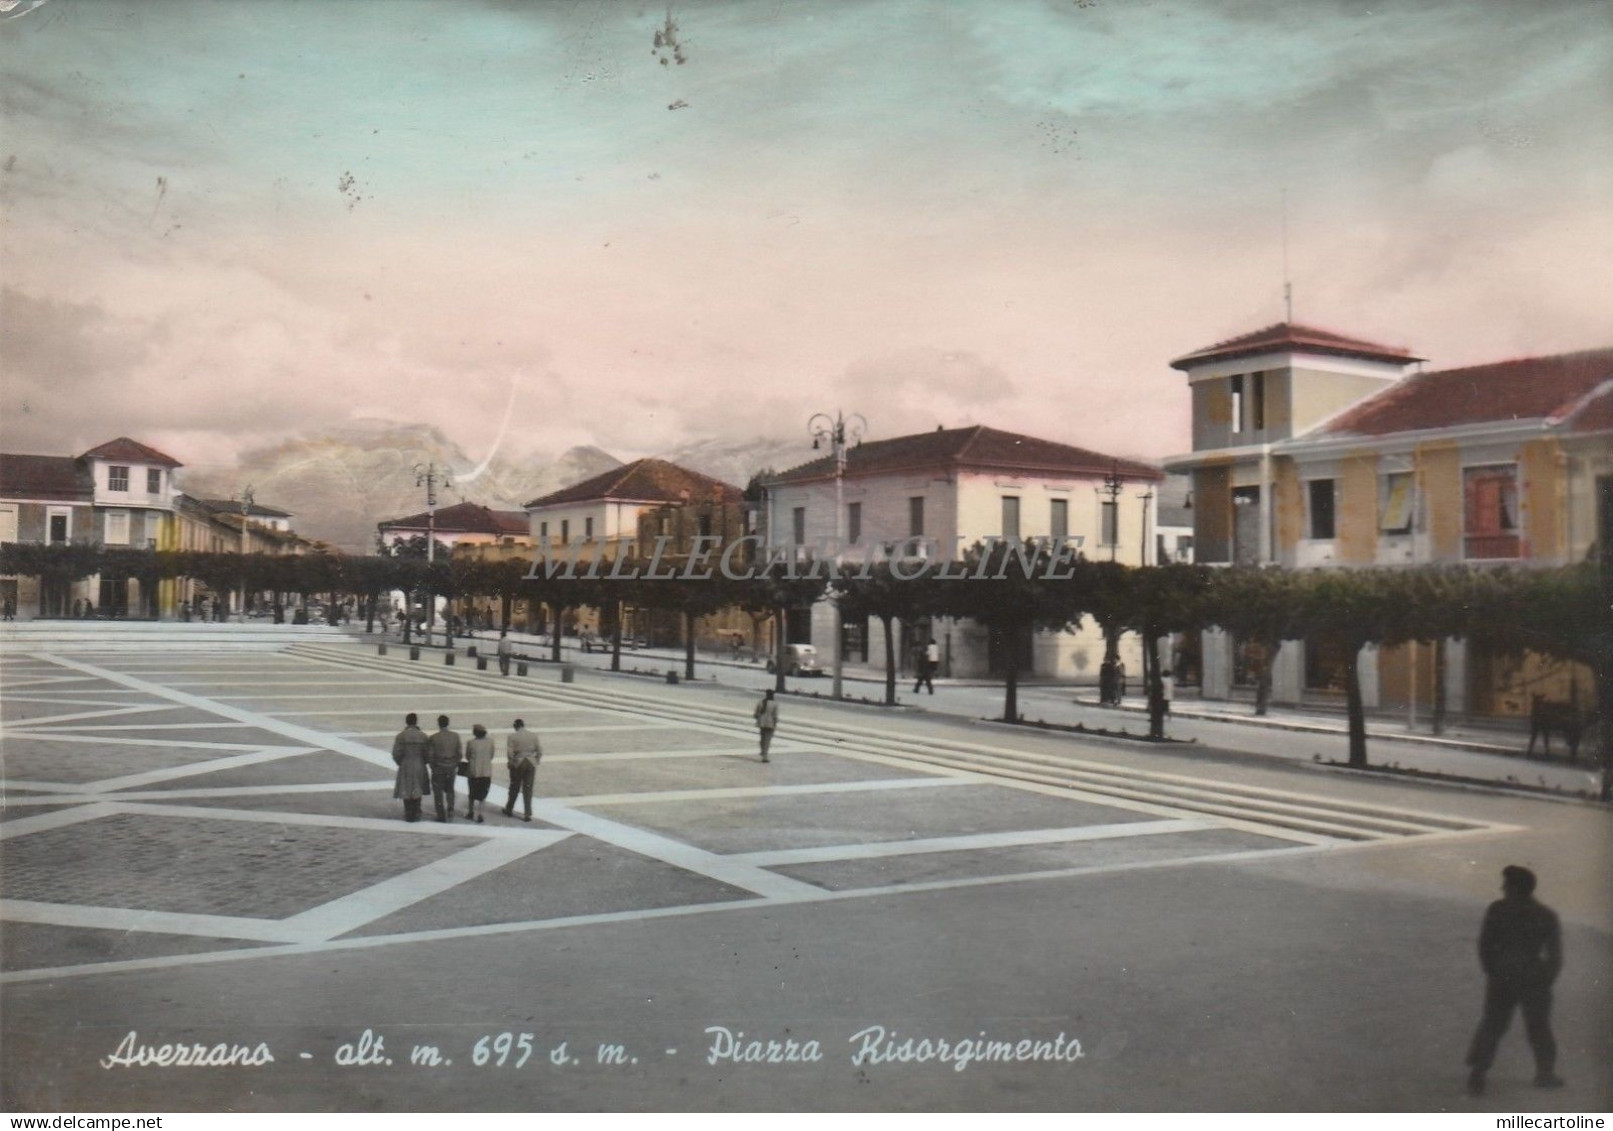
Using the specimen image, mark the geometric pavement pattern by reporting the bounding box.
[0,642,1513,984]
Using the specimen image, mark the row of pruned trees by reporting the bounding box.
[4,541,1604,781]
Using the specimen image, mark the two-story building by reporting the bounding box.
[763,424,1163,680]
[1166,321,1612,718]
[377,501,529,555]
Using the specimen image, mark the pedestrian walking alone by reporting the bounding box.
[754,689,779,762]
[463,723,495,823]
[1466,865,1564,1095]
[391,712,431,822]
[426,715,463,822]
[502,718,541,821]
[497,628,513,676]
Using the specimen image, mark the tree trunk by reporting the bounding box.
[684,611,697,680]
[444,595,455,648]
[774,607,788,693]
[365,592,376,634]
[402,591,413,644]
[1345,643,1368,768]
[882,614,897,706]
[551,604,563,662]
[611,600,623,673]
[1432,636,1448,736]
[1145,630,1166,741]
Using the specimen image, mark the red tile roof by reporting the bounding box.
[379,501,530,535]
[1311,348,1613,438]
[1171,321,1422,370]
[524,459,742,509]
[195,498,294,519]
[767,425,1162,486]
[0,453,92,501]
[80,437,183,468]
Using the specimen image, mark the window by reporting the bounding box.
[1049,498,1068,541]
[147,468,162,494]
[1229,376,1244,435]
[104,511,130,545]
[847,502,861,545]
[1250,372,1266,431]
[698,513,712,538]
[1464,465,1520,559]
[560,519,570,544]
[584,517,594,540]
[1308,479,1336,540]
[48,511,69,544]
[1100,500,1118,546]
[1380,472,1414,534]
[539,521,548,541]
[792,507,806,545]
[909,497,925,537]
[1001,496,1021,540]
[108,466,129,492]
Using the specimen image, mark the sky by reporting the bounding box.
[2,0,1610,477]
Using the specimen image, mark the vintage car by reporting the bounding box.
[766,643,823,677]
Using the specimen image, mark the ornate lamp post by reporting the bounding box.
[414,462,452,643]
[1098,461,1124,563]
[234,485,254,622]
[809,410,866,700]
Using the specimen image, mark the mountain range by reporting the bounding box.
[174,423,812,552]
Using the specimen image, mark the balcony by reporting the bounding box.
[1464,533,1520,560]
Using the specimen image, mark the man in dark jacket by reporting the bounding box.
[1465,865,1564,1095]
[426,715,463,823]
[390,713,430,823]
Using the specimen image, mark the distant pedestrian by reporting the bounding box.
[497,628,513,676]
[1466,865,1564,1095]
[4,594,16,620]
[754,689,779,762]
[503,718,541,821]
[912,645,934,694]
[1099,656,1117,705]
[1161,672,1175,715]
[463,723,495,823]
[391,712,431,823]
[426,715,463,823]
[1115,660,1128,701]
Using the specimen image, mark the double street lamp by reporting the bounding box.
[808,410,866,700]
[234,485,254,622]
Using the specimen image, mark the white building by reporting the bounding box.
[762,425,1163,681]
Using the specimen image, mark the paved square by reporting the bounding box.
[3,639,1605,1113]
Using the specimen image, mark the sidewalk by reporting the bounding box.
[359,624,1605,798]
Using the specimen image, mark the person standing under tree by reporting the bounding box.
[463,723,495,823]
[754,689,779,762]
[426,714,463,823]
[497,628,514,676]
[390,713,430,823]
[503,718,541,821]
[1466,865,1564,1095]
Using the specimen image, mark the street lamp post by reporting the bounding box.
[414,463,452,645]
[809,410,866,701]
[234,486,254,623]
[1099,461,1125,563]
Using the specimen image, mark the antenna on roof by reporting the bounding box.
[1282,187,1293,324]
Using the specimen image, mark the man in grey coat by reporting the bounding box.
[426,714,463,823]
[391,712,431,823]
[502,717,542,822]
[753,690,779,762]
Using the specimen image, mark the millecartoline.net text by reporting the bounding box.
[524,534,1087,583]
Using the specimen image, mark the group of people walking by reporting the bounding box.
[391,714,543,823]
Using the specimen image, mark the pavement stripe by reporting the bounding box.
[89,747,322,793]
[0,899,307,943]
[559,776,970,807]
[2,704,177,728]
[281,833,571,941]
[728,818,1218,867]
[0,800,122,838]
[0,781,392,805]
[1,731,298,751]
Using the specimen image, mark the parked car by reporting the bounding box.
[767,643,823,677]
